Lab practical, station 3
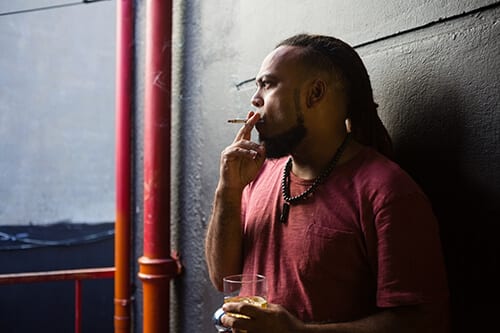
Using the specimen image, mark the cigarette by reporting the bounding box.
[227,118,247,124]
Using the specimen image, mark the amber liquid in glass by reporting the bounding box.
[224,295,267,319]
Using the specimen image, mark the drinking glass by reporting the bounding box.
[223,274,267,319]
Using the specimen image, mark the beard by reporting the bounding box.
[259,122,307,159]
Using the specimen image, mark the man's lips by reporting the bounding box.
[254,119,265,133]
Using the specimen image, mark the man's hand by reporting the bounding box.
[221,302,305,333]
[219,111,266,192]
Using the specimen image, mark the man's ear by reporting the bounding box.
[306,79,326,107]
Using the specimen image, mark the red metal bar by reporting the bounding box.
[75,279,82,333]
[0,267,114,333]
[138,1,181,333]
[114,0,134,333]
[0,267,115,284]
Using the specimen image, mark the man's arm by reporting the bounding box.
[301,302,450,333]
[205,185,245,291]
[222,301,450,333]
[205,112,265,290]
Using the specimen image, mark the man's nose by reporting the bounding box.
[251,92,263,108]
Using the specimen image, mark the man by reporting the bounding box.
[205,34,449,332]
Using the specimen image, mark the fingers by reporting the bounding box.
[220,111,265,188]
[233,111,261,143]
[222,141,265,162]
[220,302,303,333]
[221,303,262,331]
[223,302,263,318]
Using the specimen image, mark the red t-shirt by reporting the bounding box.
[241,146,449,323]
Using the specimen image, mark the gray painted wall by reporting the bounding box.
[0,0,116,226]
[168,1,499,333]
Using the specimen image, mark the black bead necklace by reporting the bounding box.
[280,134,351,224]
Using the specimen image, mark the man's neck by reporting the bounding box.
[290,135,361,180]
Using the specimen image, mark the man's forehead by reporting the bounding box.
[263,45,302,65]
[257,45,303,78]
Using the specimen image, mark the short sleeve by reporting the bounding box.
[375,192,449,307]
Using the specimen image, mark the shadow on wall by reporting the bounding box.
[390,81,498,332]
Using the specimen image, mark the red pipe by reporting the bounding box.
[114,1,134,333]
[138,1,181,333]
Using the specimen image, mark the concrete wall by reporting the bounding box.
[0,1,115,332]
[0,0,116,226]
[170,1,499,332]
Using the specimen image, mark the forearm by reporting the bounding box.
[300,304,448,333]
[205,185,245,291]
[301,310,411,333]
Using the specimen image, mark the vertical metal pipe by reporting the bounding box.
[139,1,180,333]
[75,279,81,333]
[114,1,134,333]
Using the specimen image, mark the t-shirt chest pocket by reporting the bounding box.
[298,222,365,282]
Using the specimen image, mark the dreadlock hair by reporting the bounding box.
[276,34,393,159]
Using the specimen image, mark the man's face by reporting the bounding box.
[251,46,308,158]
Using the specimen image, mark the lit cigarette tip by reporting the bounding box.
[227,119,247,124]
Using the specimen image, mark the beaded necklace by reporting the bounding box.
[280,133,351,223]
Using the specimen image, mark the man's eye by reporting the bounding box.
[256,79,274,89]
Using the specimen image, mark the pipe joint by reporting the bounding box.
[138,253,182,281]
